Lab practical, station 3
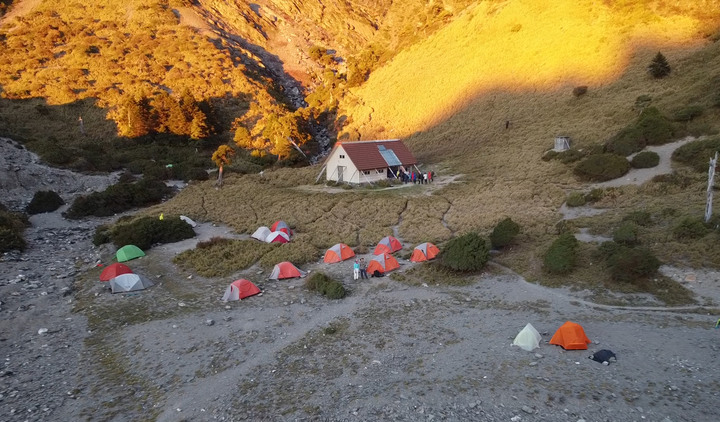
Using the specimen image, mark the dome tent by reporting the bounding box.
[116,245,145,262]
[252,226,272,242]
[323,243,355,263]
[108,273,154,293]
[100,262,133,281]
[512,323,542,352]
[550,321,591,350]
[222,279,261,301]
[269,261,306,280]
[367,253,400,275]
[373,236,402,255]
[410,242,440,262]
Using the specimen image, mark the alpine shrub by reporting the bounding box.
[0,227,26,252]
[672,105,704,122]
[26,190,65,215]
[92,225,112,246]
[672,137,720,172]
[631,151,660,169]
[110,215,195,250]
[305,272,346,299]
[565,192,586,207]
[543,233,579,274]
[572,86,588,97]
[623,211,653,227]
[490,217,520,249]
[574,153,630,182]
[672,216,709,240]
[584,188,604,203]
[607,246,660,282]
[439,232,490,272]
[65,178,171,219]
[613,221,639,245]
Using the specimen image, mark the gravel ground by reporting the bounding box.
[2,137,720,422]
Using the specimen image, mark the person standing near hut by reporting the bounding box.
[353,260,360,280]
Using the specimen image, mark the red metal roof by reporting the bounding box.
[337,139,417,171]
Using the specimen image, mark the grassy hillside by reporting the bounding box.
[340,0,720,140]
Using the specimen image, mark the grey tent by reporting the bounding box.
[108,273,154,293]
[252,226,272,242]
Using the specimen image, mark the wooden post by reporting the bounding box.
[705,151,717,223]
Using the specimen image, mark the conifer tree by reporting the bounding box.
[648,52,671,78]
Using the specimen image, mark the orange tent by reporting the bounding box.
[269,261,307,280]
[324,243,355,263]
[367,253,400,275]
[549,321,591,350]
[410,242,440,262]
[100,262,133,281]
[271,220,291,236]
[373,236,402,255]
[221,279,261,301]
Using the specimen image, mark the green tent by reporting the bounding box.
[116,245,145,262]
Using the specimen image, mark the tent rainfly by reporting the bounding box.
[108,273,154,293]
[367,253,400,275]
[373,236,402,255]
[252,226,272,242]
[512,323,542,352]
[271,220,291,236]
[100,262,133,281]
[550,321,591,350]
[266,231,290,244]
[324,243,355,263]
[222,279,261,301]
[269,262,306,280]
[410,242,440,262]
[116,245,145,263]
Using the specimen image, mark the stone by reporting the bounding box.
[38,328,49,335]
[521,405,534,414]
[205,319,215,326]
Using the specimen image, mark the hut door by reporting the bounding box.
[337,166,345,182]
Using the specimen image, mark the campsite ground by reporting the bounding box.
[2,138,720,422]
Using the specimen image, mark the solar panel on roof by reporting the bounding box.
[378,145,386,151]
[379,149,401,166]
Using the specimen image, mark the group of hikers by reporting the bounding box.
[396,168,433,184]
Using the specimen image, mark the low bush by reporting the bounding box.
[92,225,112,246]
[572,86,588,97]
[672,216,710,240]
[542,148,585,164]
[607,246,660,282]
[0,208,29,253]
[439,232,489,272]
[65,178,171,219]
[110,215,195,250]
[672,105,703,122]
[574,153,630,182]
[584,188,604,203]
[0,227,26,252]
[26,190,65,214]
[543,233,578,274]
[305,272,346,299]
[490,217,520,249]
[606,126,644,156]
[631,151,660,168]
[606,107,675,155]
[565,192,586,207]
[623,211,653,226]
[672,137,720,172]
[258,240,320,268]
[613,221,639,245]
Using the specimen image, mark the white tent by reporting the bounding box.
[252,226,272,242]
[108,273,154,294]
[265,231,290,243]
[512,323,542,351]
[180,215,197,227]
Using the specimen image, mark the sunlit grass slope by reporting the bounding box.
[343,0,720,139]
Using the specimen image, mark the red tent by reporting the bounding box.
[269,261,306,280]
[373,236,402,255]
[549,321,591,350]
[266,231,290,243]
[367,253,400,275]
[222,279,261,301]
[323,243,355,263]
[271,220,291,236]
[100,262,133,281]
[410,242,440,262]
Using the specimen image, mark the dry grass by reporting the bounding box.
[173,239,275,278]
